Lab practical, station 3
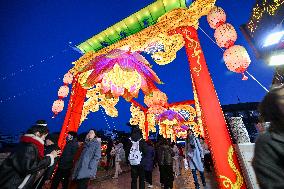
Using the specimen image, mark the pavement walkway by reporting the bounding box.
[89,165,218,189]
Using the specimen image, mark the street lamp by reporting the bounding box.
[268,50,284,66]
[263,30,284,47]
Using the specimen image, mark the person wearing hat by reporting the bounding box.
[0,121,61,189]
[51,131,79,189]
[34,133,60,188]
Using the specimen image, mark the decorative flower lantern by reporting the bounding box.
[214,23,237,48]
[207,6,226,29]
[63,72,73,85]
[52,99,64,116]
[144,90,168,114]
[58,86,69,98]
[79,49,161,101]
[223,45,251,80]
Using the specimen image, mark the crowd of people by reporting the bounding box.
[0,120,213,189]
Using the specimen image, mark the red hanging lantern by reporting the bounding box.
[223,45,251,80]
[52,99,64,116]
[214,23,237,48]
[207,6,226,29]
[58,85,69,98]
[63,72,73,85]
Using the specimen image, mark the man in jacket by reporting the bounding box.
[0,121,60,189]
[51,131,79,189]
[158,138,174,189]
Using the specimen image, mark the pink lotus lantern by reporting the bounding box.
[63,72,73,85]
[207,6,226,29]
[52,99,64,116]
[223,45,251,80]
[58,85,69,98]
[214,23,237,48]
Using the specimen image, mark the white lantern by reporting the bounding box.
[214,23,237,48]
[52,99,64,114]
[58,85,69,98]
[63,72,73,85]
[207,6,226,29]
[223,45,251,80]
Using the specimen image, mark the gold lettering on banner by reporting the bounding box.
[219,146,244,189]
[185,35,202,76]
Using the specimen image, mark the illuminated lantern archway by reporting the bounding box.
[56,1,248,188]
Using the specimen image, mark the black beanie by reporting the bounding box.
[46,133,58,144]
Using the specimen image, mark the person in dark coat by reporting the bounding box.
[72,129,101,189]
[144,140,155,188]
[126,126,147,189]
[158,138,174,189]
[252,85,284,189]
[106,139,114,170]
[34,133,60,189]
[0,121,60,189]
[51,131,79,189]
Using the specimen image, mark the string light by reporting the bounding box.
[0,77,62,104]
[0,42,76,81]
[247,0,284,35]
[99,105,116,137]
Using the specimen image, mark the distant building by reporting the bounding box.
[222,102,260,142]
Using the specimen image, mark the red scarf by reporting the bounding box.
[20,135,44,159]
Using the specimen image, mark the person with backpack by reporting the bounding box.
[144,140,155,188]
[51,131,79,189]
[127,126,147,189]
[72,129,101,189]
[185,130,206,189]
[158,138,175,189]
[112,139,125,179]
[0,120,61,189]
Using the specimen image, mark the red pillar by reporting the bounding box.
[144,111,149,140]
[169,26,246,188]
[58,76,87,149]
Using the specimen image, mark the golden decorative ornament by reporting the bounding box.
[80,84,119,124]
[219,145,244,189]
